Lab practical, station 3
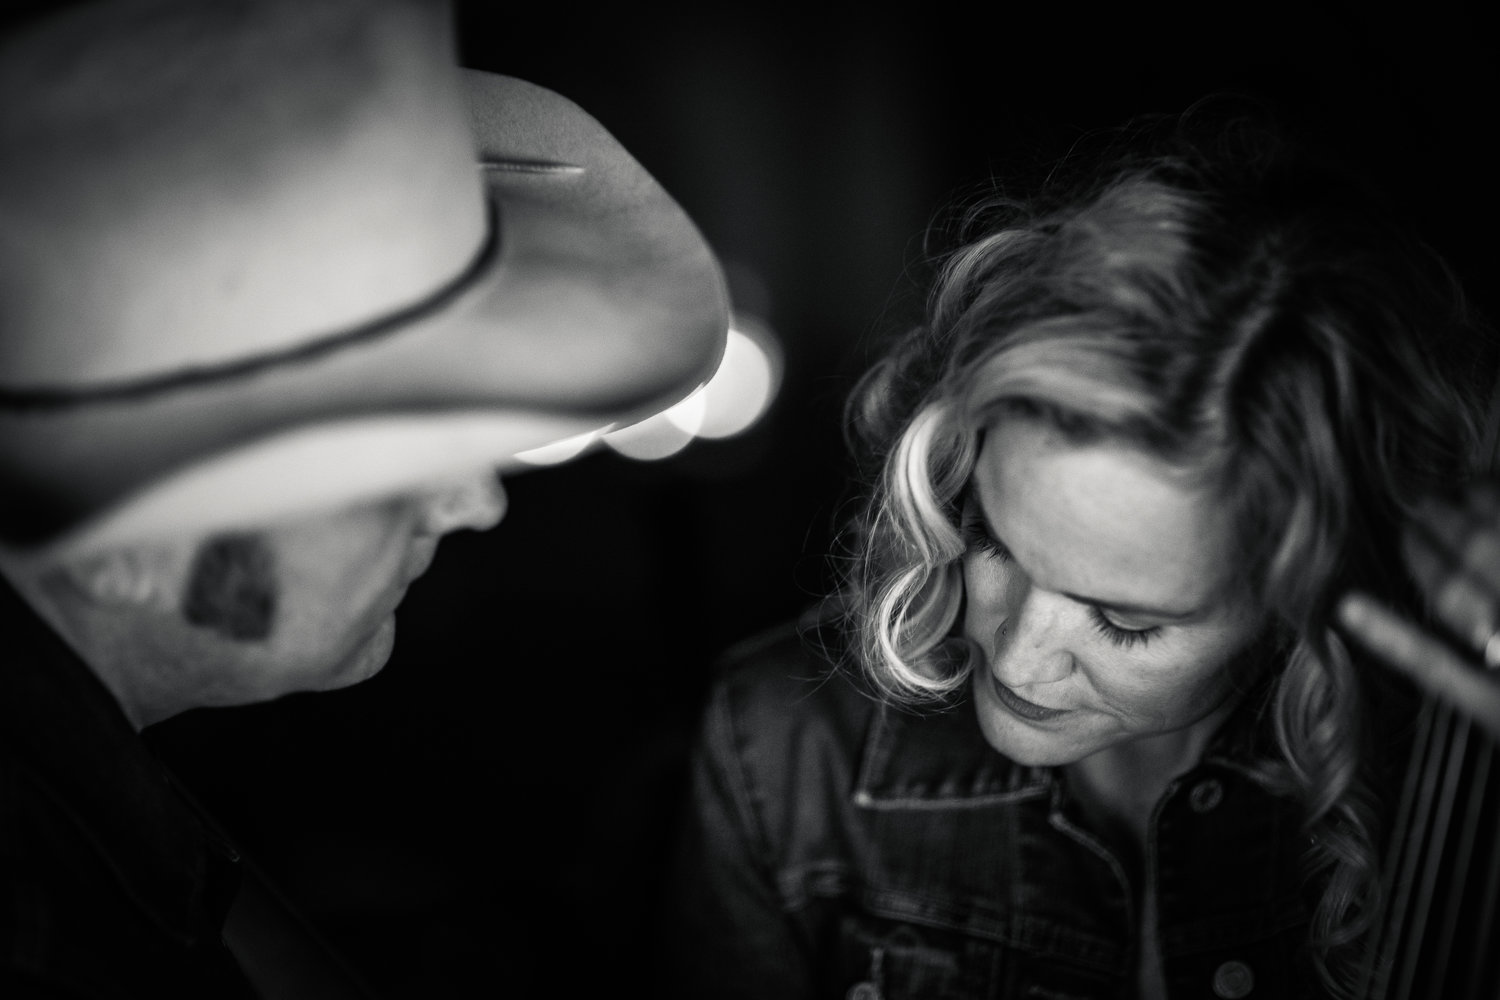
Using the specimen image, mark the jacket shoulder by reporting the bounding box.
[708,617,878,765]
[689,618,881,895]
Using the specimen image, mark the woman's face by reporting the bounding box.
[962,418,1265,769]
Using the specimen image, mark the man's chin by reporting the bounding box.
[316,615,397,691]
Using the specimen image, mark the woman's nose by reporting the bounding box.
[990,590,1073,687]
[417,471,508,536]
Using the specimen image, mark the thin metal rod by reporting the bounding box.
[1458,738,1500,998]
[1360,696,1440,998]
[1390,711,1469,1000]
[1367,698,1451,1000]
[1426,735,1492,1000]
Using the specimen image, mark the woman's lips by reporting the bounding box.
[989,673,1070,722]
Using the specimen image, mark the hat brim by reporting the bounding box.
[0,73,727,557]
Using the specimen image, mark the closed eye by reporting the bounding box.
[961,508,1011,562]
[964,495,1163,649]
[1088,606,1160,649]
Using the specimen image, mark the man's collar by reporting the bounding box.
[0,571,238,947]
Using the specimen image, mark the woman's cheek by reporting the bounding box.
[961,559,1009,639]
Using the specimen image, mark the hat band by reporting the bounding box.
[0,198,502,411]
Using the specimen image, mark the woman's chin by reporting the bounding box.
[973,674,1096,766]
[977,722,1086,767]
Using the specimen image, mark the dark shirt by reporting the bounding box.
[0,573,255,998]
[665,620,1321,1000]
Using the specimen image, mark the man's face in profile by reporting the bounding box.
[174,471,507,705]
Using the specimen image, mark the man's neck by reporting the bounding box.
[1,565,171,729]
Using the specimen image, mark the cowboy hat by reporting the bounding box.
[0,0,727,559]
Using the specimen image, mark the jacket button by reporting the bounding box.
[1213,959,1254,998]
[1189,778,1224,813]
[846,982,883,1000]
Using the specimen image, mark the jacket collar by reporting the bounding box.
[0,572,240,948]
[851,668,1278,811]
[852,685,1052,809]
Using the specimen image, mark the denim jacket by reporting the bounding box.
[665,621,1322,1000]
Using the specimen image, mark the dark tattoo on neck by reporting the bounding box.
[181,533,277,640]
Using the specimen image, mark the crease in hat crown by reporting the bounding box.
[0,0,729,556]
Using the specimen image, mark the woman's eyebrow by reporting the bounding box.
[969,493,1200,622]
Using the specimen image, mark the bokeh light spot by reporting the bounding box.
[603,312,782,461]
[603,409,695,460]
[696,321,780,439]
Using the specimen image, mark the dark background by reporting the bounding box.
[146,2,1498,994]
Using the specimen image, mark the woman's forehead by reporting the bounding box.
[972,420,1241,616]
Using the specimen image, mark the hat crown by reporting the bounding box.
[0,0,486,389]
[0,1,729,556]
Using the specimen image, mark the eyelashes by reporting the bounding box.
[960,503,1160,650]
[961,513,1010,562]
[1088,606,1160,649]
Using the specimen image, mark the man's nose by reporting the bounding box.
[990,589,1073,687]
[418,472,508,536]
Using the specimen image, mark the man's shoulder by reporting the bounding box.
[0,749,246,998]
